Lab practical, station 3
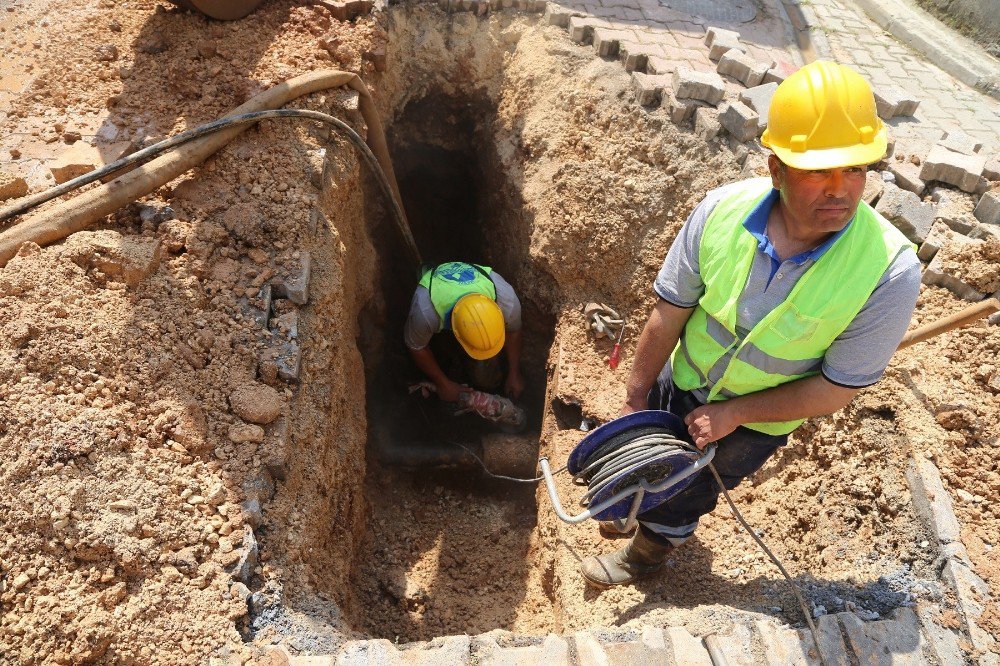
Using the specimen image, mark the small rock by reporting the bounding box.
[228,383,283,425]
[0,171,28,202]
[228,423,265,443]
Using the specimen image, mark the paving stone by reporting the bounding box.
[718,101,759,142]
[704,26,745,62]
[917,606,968,666]
[271,251,311,305]
[574,628,670,665]
[874,182,936,243]
[617,41,650,72]
[920,144,986,193]
[592,27,629,57]
[838,609,924,665]
[974,189,1000,226]
[472,632,570,665]
[673,66,726,105]
[664,627,712,665]
[717,49,768,87]
[695,106,722,141]
[645,56,673,76]
[738,82,777,134]
[942,560,999,664]
[917,221,961,261]
[930,187,978,233]
[873,85,921,119]
[704,623,760,665]
[0,171,28,202]
[922,237,987,300]
[762,60,796,86]
[664,90,702,124]
[863,170,884,205]
[754,621,820,665]
[984,156,1000,181]
[567,16,605,44]
[630,71,670,107]
[938,130,982,155]
[543,3,580,26]
[887,160,926,196]
[798,614,849,666]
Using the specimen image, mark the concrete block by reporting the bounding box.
[942,560,999,663]
[718,101,759,142]
[717,49,769,87]
[645,56,673,76]
[271,251,311,305]
[763,60,796,86]
[705,623,760,665]
[888,160,926,196]
[695,107,722,141]
[874,182,936,243]
[920,145,986,193]
[917,221,959,262]
[630,72,670,107]
[939,130,982,155]
[568,16,604,44]
[673,66,726,105]
[543,3,579,26]
[260,340,301,384]
[984,156,1000,181]
[754,620,816,665]
[863,170,884,206]
[923,238,987,301]
[800,614,847,666]
[473,632,570,664]
[664,89,701,124]
[838,610,924,665]
[738,82,777,134]
[592,27,628,58]
[931,187,978,233]
[873,86,920,119]
[705,26,744,62]
[974,189,1000,226]
[905,456,962,544]
[617,41,650,72]
[575,629,672,664]
[0,171,28,202]
[664,627,712,665]
[917,606,968,666]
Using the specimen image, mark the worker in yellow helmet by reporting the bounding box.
[580,61,921,588]
[406,261,524,403]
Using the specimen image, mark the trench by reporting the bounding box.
[351,67,559,639]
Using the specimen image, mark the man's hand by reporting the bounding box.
[619,397,646,417]
[684,402,742,449]
[435,378,465,403]
[505,369,525,400]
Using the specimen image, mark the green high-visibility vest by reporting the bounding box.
[418,261,496,331]
[671,178,913,435]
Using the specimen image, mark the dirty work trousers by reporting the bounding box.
[637,364,789,547]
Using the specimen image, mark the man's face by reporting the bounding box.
[768,155,867,234]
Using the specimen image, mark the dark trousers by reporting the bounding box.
[638,366,788,546]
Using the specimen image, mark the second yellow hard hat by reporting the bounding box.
[762,61,887,170]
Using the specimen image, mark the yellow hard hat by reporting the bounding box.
[762,61,887,170]
[451,294,505,361]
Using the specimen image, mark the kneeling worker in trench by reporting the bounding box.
[405,261,525,422]
[581,61,922,588]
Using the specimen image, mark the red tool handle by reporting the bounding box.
[609,343,622,369]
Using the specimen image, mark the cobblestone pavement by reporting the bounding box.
[805,0,1000,148]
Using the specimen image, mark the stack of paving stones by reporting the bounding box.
[250,610,930,665]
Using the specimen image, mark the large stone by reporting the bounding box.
[673,66,726,105]
[738,82,777,134]
[694,107,721,141]
[0,171,28,202]
[974,189,1000,227]
[718,101,759,142]
[630,72,670,107]
[229,382,283,425]
[705,26,744,61]
[874,182,936,243]
[938,130,982,156]
[717,49,769,87]
[888,160,926,196]
[920,145,986,193]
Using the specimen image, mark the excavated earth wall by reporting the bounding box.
[0,0,998,664]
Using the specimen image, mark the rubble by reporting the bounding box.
[874,182,936,243]
[920,145,986,193]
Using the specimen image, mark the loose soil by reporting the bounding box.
[0,0,998,663]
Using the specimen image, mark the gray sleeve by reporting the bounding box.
[403,287,441,350]
[653,184,740,307]
[490,271,522,331]
[821,248,922,387]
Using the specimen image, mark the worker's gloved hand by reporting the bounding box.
[505,369,525,400]
[435,378,465,403]
[684,402,741,449]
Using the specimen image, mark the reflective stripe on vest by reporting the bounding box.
[671,177,913,435]
[417,261,496,331]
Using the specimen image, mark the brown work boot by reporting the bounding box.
[597,520,636,539]
[580,529,673,588]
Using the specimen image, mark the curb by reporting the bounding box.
[905,455,1000,664]
[849,0,1000,101]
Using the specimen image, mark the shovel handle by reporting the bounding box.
[897,297,1000,350]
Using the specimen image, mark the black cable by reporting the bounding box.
[0,109,420,266]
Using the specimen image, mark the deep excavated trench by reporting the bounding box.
[269,4,936,648]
